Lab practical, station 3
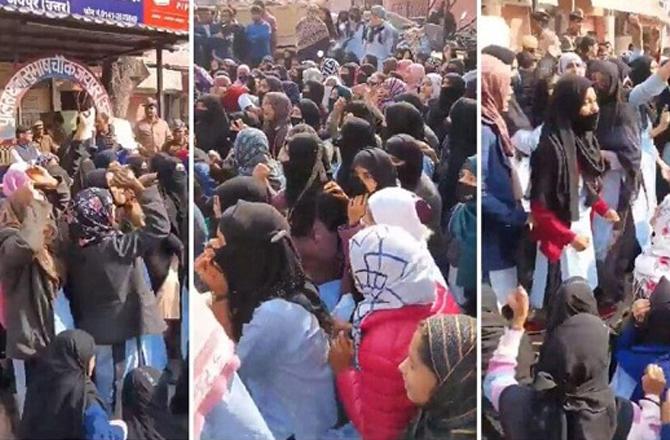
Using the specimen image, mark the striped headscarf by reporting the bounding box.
[404,314,477,439]
[378,77,408,110]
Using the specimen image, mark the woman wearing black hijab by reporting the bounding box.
[211,176,269,219]
[195,95,231,158]
[386,134,447,273]
[195,201,338,438]
[486,287,667,440]
[384,101,426,143]
[122,366,183,440]
[303,80,326,109]
[280,133,329,218]
[335,116,377,196]
[439,97,477,215]
[587,61,640,305]
[350,147,398,194]
[20,330,125,440]
[294,99,322,132]
[427,73,466,143]
[544,276,599,335]
[529,75,615,310]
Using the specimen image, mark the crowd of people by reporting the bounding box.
[0,98,188,439]
[482,9,670,440]
[192,2,477,439]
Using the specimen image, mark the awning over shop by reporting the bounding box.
[589,0,669,18]
[136,67,182,93]
[0,9,187,64]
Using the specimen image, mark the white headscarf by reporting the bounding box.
[557,52,585,76]
[425,73,442,100]
[303,67,323,84]
[349,225,444,360]
[367,187,431,242]
[634,194,670,298]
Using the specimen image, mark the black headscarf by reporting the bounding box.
[20,330,103,440]
[195,95,231,158]
[545,277,598,334]
[637,276,670,345]
[335,117,377,196]
[386,134,425,190]
[151,153,188,242]
[123,366,178,440]
[531,74,604,223]
[303,80,325,107]
[428,73,466,138]
[127,155,149,177]
[214,201,333,340]
[384,101,426,142]
[297,99,322,131]
[440,98,476,212]
[534,314,617,440]
[351,148,398,192]
[629,55,657,129]
[83,168,109,190]
[482,45,516,66]
[283,133,328,210]
[587,60,640,187]
[93,149,117,169]
[213,176,269,215]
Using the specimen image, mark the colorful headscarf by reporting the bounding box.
[321,58,340,77]
[378,77,408,110]
[404,314,477,440]
[69,187,117,247]
[481,54,513,156]
[2,162,30,197]
[232,128,282,189]
[350,225,446,358]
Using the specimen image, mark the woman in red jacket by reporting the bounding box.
[329,224,459,440]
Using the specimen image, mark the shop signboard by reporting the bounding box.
[0,0,188,31]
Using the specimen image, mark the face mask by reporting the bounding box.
[574,111,600,133]
[290,117,303,126]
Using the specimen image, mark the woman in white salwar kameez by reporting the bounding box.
[529,75,619,309]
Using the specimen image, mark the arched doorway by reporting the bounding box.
[0,55,113,141]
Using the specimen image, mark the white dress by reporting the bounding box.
[531,177,598,309]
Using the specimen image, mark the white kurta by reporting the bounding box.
[531,178,598,309]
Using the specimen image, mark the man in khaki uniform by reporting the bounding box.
[134,98,171,157]
[562,8,586,49]
[32,120,58,155]
[531,9,561,59]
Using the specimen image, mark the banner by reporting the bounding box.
[0,0,188,31]
[143,0,188,31]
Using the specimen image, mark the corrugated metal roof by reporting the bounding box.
[0,4,188,36]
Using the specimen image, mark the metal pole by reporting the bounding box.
[156,44,164,118]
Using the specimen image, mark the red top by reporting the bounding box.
[530,197,609,262]
[336,284,459,440]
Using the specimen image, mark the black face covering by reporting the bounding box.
[456,182,476,203]
[291,117,303,126]
[574,112,600,134]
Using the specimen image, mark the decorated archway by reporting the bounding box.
[0,55,113,140]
